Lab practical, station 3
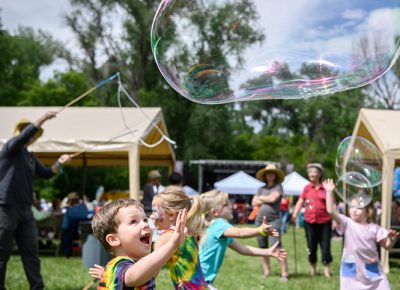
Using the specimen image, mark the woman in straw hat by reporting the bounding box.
[0,111,70,290]
[252,164,289,281]
[292,163,333,278]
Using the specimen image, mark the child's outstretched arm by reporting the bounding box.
[124,209,188,287]
[323,179,340,223]
[223,216,278,238]
[379,229,400,250]
[228,241,287,261]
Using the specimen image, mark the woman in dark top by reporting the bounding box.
[252,164,289,281]
[292,163,332,278]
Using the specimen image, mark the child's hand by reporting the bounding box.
[170,208,188,247]
[88,264,104,280]
[260,216,278,237]
[323,178,335,193]
[388,229,399,242]
[266,242,287,261]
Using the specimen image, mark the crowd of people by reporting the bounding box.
[0,110,399,290]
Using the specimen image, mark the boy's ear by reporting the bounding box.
[106,233,121,248]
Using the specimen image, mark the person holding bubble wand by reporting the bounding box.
[324,178,399,290]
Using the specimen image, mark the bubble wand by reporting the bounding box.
[56,72,120,115]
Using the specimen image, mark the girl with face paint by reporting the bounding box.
[150,186,209,289]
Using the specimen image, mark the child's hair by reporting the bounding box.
[363,202,376,223]
[156,186,205,235]
[201,190,229,224]
[92,198,143,254]
[350,192,376,224]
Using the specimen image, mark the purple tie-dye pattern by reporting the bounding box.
[98,256,155,290]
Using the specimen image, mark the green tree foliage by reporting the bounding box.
[0,24,65,105]
[239,70,367,176]
[17,71,93,106]
[65,0,264,161]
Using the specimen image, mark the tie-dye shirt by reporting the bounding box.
[161,230,208,290]
[98,256,155,290]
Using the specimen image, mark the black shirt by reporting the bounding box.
[0,124,54,207]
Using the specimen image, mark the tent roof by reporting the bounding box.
[282,171,309,196]
[353,108,400,157]
[214,171,265,195]
[182,185,199,196]
[0,107,175,167]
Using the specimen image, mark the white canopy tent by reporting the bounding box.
[352,108,400,272]
[214,171,265,195]
[182,185,199,196]
[0,107,176,199]
[282,171,309,196]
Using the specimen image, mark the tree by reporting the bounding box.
[357,35,400,109]
[238,59,368,176]
[0,25,67,106]
[65,0,265,160]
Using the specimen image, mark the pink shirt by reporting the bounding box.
[336,214,390,290]
[300,183,331,224]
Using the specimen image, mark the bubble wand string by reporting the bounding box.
[68,129,137,158]
[53,72,176,158]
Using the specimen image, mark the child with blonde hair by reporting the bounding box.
[199,190,287,289]
[91,198,187,289]
[151,185,208,289]
[324,179,399,290]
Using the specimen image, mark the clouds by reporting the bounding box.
[1,0,73,42]
[242,1,400,70]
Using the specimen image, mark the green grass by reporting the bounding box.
[6,226,400,289]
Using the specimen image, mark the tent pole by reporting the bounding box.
[381,154,394,273]
[198,164,203,193]
[129,143,141,200]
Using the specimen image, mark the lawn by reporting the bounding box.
[6,226,400,290]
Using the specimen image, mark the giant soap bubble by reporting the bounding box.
[335,171,374,208]
[335,136,384,188]
[151,0,400,104]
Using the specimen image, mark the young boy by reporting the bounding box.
[92,198,187,289]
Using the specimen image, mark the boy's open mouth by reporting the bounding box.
[140,233,151,245]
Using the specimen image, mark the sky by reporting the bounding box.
[1,0,76,79]
[2,0,74,45]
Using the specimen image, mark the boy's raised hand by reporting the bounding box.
[266,242,287,261]
[261,216,278,237]
[323,178,335,193]
[170,208,188,247]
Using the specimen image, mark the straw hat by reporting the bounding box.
[67,192,80,200]
[14,118,43,140]
[307,163,324,175]
[148,170,161,181]
[256,164,285,183]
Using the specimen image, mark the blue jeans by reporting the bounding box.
[279,211,289,234]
